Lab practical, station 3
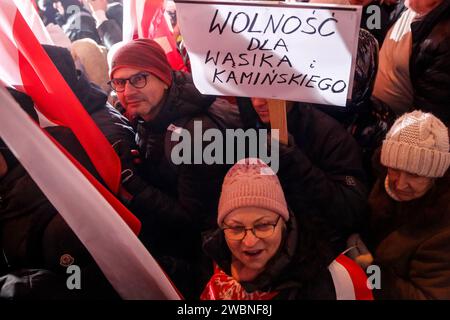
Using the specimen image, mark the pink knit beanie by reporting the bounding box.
[381,111,450,178]
[217,158,289,226]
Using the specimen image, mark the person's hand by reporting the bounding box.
[85,0,108,12]
[85,0,108,25]
[346,233,374,270]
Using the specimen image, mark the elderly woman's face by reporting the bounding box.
[387,168,434,201]
[223,207,284,282]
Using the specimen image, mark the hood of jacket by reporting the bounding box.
[43,44,108,116]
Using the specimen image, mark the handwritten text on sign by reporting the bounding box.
[175,1,361,106]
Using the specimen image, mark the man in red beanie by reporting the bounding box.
[109,38,229,298]
[109,39,173,121]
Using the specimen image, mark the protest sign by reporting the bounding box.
[175,0,362,106]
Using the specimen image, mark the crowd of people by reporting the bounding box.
[0,0,449,300]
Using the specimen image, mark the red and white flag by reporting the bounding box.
[0,1,180,299]
[0,85,180,300]
[123,0,187,71]
[15,0,53,44]
[328,254,374,300]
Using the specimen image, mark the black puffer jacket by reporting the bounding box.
[359,1,406,45]
[202,212,338,299]
[410,1,450,125]
[135,71,229,233]
[236,100,368,252]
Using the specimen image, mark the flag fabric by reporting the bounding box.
[0,85,180,299]
[0,0,142,233]
[328,254,374,300]
[15,0,53,44]
[0,1,181,299]
[123,0,187,71]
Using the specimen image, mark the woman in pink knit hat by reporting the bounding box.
[351,111,450,299]
[201,158,373,300]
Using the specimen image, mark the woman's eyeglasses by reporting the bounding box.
[222,216,281,241]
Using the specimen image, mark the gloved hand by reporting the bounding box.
[111,139,146,203]
[346,233,374,270]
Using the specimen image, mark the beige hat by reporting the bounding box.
[70,38,110,93]
[381,111,450,177]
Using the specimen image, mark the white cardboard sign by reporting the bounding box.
[175,0,362,107]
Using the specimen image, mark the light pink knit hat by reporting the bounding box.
[381,111,450,178]
[217,158,289,226]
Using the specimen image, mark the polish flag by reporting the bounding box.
[123,0,187,71]
[0,85,180,300]
[328,254,374,300]
[0,1,180,299]
[15,0,53,44]
[0,0,127,214]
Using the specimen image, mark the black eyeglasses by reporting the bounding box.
[108,72,151,92]
[222,216,281,241]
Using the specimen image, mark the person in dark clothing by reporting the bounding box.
[38,0,60,25]
[39,0,122,48]
[313,29,382,184]
[109,39,233,297]
[63,10,102,44]
[235,97,368,253]
[43,44,202,293]
[350,0,405,45]
[109,39,228,234]
[85,0,123,49]
[39,0,102,44]
[373,0,450,126]
[0,93,118,299]
[201,159,372,300]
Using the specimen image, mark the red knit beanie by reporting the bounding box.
[109,38,172,86]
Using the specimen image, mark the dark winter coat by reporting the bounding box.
[236,99,368,252]
[409,0,450,125]
[359,1,406,45]
[368,152,450,299]
[97,2,123,49]
[371,1,450,125]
